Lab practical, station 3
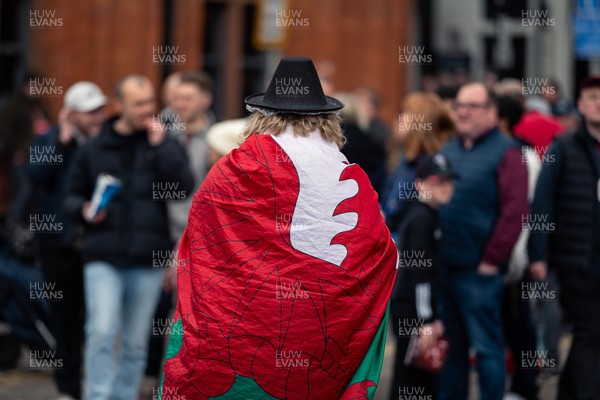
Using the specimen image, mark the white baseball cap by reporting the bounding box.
[64,81,106,112]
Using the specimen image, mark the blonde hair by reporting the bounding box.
[390,92,454,167]
[240,112,346,148]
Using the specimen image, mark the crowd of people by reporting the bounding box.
[384,75,600,400]
[0,71,242,399]
[0,57,598,400]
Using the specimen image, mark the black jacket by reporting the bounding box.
[528,122,600,277]
[64,117,194,266]
[391,201,442,327]
[28,125,81,245]
[341,121,387,193]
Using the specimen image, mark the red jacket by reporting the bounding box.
[514,111,564,157]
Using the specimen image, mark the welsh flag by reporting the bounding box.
[161,128,398,399]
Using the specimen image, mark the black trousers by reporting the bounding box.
[145,289,173,377]
[502,278,539,400]
[40,241,84,400]
[389,314,438,400]
[557,270,600,400]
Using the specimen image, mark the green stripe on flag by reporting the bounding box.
[344,303,390,399]
[164,319,183,360]
[159,319,184,399]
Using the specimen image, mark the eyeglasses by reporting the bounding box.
[582,93,600,102]
[452,102,490,111]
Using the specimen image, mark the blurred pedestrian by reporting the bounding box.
[0,73,53,223]
[438,83,528,400]
[528,75,600,399]
[389,154,457,400]
[316,60,336,96]
[143,72,181,380]
[0,73,57,373]
[161,56,398,399]
[144,71,215,391]
[355,86,390,147]
[168,71,215,241]
[28,81,106,400]
[64,74,193,400]
[161,72,181,112]
[495,78,564,157]
[337,92,387,193]
[497,94,542,400]
[513,102,564,158]
[436,86,458,125]
[381,92,454,234]
[543,79,580,135]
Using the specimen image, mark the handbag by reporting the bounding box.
[404,335,450,374]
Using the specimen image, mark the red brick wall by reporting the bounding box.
[28,0,169,117]
[285,0,411,127]
[26,0,411,127]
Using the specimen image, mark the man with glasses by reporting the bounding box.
[438,83,528,400]
[528,75,600,398]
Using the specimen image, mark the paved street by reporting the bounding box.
[375,328,564,400]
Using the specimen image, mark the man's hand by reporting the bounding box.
[82,202,107,225]
[477,261,499,275]
[418,319,444,354]
[145,117,166,147]
[58,108,76,145]
[529,261,547,281]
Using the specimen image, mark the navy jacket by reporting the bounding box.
[440,128,528,272]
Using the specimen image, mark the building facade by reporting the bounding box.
[1,0,412,127]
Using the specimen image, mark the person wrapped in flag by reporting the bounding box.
[161,57,398,399]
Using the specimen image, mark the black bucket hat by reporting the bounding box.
[245,56,344,115]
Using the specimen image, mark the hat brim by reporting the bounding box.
[422,172,460,181]
[437,172,460,180]
[244,93,344,114]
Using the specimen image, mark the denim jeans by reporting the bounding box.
[83,261,164,400]
[439,271,505,400]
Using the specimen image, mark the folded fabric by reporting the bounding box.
[161,127,398,399]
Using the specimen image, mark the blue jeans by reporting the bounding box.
[439,271,505,400]
[83,261,164,400]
